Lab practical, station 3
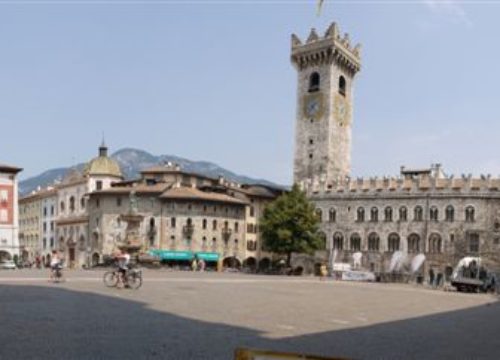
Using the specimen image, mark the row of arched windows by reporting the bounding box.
[308,72,347,96]
[316,205,475,223]
[329,232,443,253]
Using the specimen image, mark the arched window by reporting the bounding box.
[414,206,423,222]
[329,208,336,223]
[202,219,207,229]
[399,206,408,222]
[430,207,438,221]
[388,233,400,252]
[333,232,344,250]
[445,205,454,222]
[370,207,378,222]
[315,208,323,222]
[350,233,361,251]
[80,197,86,209]
[234,222,239,233]
[213,220,217,230]
[339,76,346,96]
[187,218,192,226]
[384,207,393,222]
[408,233,420,253]
[465,206,475,222]
[429,233,442,254]
[368,233,380,251]
[357,207,365,222]
[309,72,320,92]
[69,197,75,212]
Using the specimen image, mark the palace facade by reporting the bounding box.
[291,23,500,276]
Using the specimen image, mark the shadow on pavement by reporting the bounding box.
[0,284,498,360]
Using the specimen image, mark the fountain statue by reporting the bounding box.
[117,191,145,257]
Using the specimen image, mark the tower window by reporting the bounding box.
[309,138,314,145]
[308,72,320,92]
[309,153,313,159]
[339,76,346,96]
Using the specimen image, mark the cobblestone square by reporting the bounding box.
[0,269,498,359]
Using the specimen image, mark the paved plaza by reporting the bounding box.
[0,269,499,359]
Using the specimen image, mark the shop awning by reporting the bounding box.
[148,250,219,262]
[149,250,193,261]
[195,252,219,262]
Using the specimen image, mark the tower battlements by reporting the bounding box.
[291,22,361,74]
[301,171,500,197]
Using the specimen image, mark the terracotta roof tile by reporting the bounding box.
[160,187,248,205]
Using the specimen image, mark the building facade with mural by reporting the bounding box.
[291,22,500,277]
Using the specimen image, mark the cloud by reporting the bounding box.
[422,0,472,27]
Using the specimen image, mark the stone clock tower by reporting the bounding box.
[291,22,361,187]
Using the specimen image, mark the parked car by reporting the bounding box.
[0,260,17,270]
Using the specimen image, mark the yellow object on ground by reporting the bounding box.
[235,348,348,360]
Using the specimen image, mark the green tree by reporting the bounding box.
[260,184,323,267]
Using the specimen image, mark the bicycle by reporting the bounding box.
[103,267,142,290]
[50,265,65,283]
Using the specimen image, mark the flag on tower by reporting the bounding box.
[317,0,325,16]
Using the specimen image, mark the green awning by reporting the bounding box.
[195,252,219,262]
[149,250,219,262]
[150,250,193,261]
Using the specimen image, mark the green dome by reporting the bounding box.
[83,143,123,178]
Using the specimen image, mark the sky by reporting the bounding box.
[1,0,500,185]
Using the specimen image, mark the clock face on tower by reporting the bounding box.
[333,94,351,127]
[302,93,324,120]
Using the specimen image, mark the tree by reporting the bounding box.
[260,184,323,267]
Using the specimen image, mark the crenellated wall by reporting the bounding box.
[302,174,500,197]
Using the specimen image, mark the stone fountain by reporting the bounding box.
[117,191,144,259]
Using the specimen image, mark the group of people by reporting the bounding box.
[191,256,206,272]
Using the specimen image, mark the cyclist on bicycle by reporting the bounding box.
[116,249,131,287]
[50,250,63,280]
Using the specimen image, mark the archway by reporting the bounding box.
[21,250,29,262]
[0,250,11,261]
[243,257,257,270]
[223,256,241,269]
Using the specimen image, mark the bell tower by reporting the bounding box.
[291,22,361,187]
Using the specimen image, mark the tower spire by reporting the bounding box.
[99,135,108,157]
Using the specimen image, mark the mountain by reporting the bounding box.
[19,148,282,195]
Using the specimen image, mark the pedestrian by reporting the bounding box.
[319,263,328,281]
[198,259,206,272]
[191,258,198,272]
[429,268,435,287]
